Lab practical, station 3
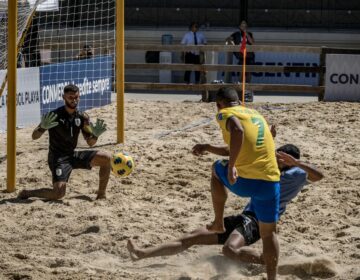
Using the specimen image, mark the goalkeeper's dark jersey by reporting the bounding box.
[46,106,92,156]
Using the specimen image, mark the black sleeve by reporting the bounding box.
[229,31,238,43]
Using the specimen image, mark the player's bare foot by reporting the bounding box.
[127,239,144,261]
[206,221,225,233]
[17,190,30,200]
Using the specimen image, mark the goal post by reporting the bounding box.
[1,0,125,192]
[116,0,125,144]
[6,0,17,192]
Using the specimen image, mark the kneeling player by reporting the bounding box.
[18,84,111,200]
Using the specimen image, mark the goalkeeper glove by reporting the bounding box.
[40,112,58,130]
[90,118,107,138]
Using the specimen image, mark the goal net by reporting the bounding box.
[1,0,117,189]
[0,0,116,132]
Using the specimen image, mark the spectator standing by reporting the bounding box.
[76,44,94,60]
[181,22,207,84]
[226,20,255,82]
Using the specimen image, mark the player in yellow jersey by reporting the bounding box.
[192,87,280,280]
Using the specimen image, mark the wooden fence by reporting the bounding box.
[124,44,360,101]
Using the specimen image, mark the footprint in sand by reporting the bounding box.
[278,256,338,278]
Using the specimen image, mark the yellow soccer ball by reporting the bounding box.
[111,152,134,177]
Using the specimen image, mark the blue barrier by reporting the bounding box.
[218,52,320,86]
[40,55,113,115]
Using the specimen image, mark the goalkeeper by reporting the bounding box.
[18,84,111,200]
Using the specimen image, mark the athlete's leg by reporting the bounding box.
[194,54,201,83]
[90,151,111,199]
[259,222,279,280]
[127,227,218,260]
[18,156,70,200]
[18,181,67,200]
[207,164,227,233]
[184,53,193,83]
[222,230,264,264]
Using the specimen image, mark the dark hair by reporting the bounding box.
[64,84,79,94]
[239,20,248,26]
[83,44,92,49]
[277,144,300,159]
[216,87,239,103]
[189,21,199,30]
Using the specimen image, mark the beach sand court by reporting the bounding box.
[0,98,359,279]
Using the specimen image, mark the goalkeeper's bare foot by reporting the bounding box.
[206,220,225,233]
[96,192,106,200]
[127,239,144,261]
[17,190,30,200]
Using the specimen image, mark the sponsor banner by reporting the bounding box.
[40,55,113,115]
[0,68,41,132]
[218,52,319,86]
[325,54,360,101]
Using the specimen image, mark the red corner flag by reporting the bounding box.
[240,31,247,54]
[240,32,247,106]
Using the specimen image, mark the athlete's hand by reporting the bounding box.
[276,151,298,167]
[227,165,238,185]
[40,112,58,130]
[90,118,107,138]
[270,124,276,138]
[192,144,208,156]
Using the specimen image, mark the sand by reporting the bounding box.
[0,99,359,280]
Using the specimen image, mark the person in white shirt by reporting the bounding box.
[181,22,207,84]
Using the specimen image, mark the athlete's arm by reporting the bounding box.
[82,114,98,147]
[295,160,324,182]
[192,144,229,156]
[247,32,255,44]
[82,125,97,147]
[84,134,97,147]
[277,151,324,182]
[270,124,276,138]
[227,116,243,184]
[32,125,46,140]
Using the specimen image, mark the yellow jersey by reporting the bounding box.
[216,105,280,182]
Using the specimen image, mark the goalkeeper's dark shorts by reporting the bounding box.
[48,151,97,183]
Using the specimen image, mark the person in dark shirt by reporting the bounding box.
[18,84,111,200]
[226,20,255,83]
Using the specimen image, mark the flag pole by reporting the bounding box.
[242,48,246,106]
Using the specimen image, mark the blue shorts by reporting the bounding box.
[214,160,280,223]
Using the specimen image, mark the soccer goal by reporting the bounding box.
[0,0,124,192]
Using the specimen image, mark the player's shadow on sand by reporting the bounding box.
[68,195,93,202]
[0,197,35,205]
[0,197,68,205]
[0,194,95,205]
